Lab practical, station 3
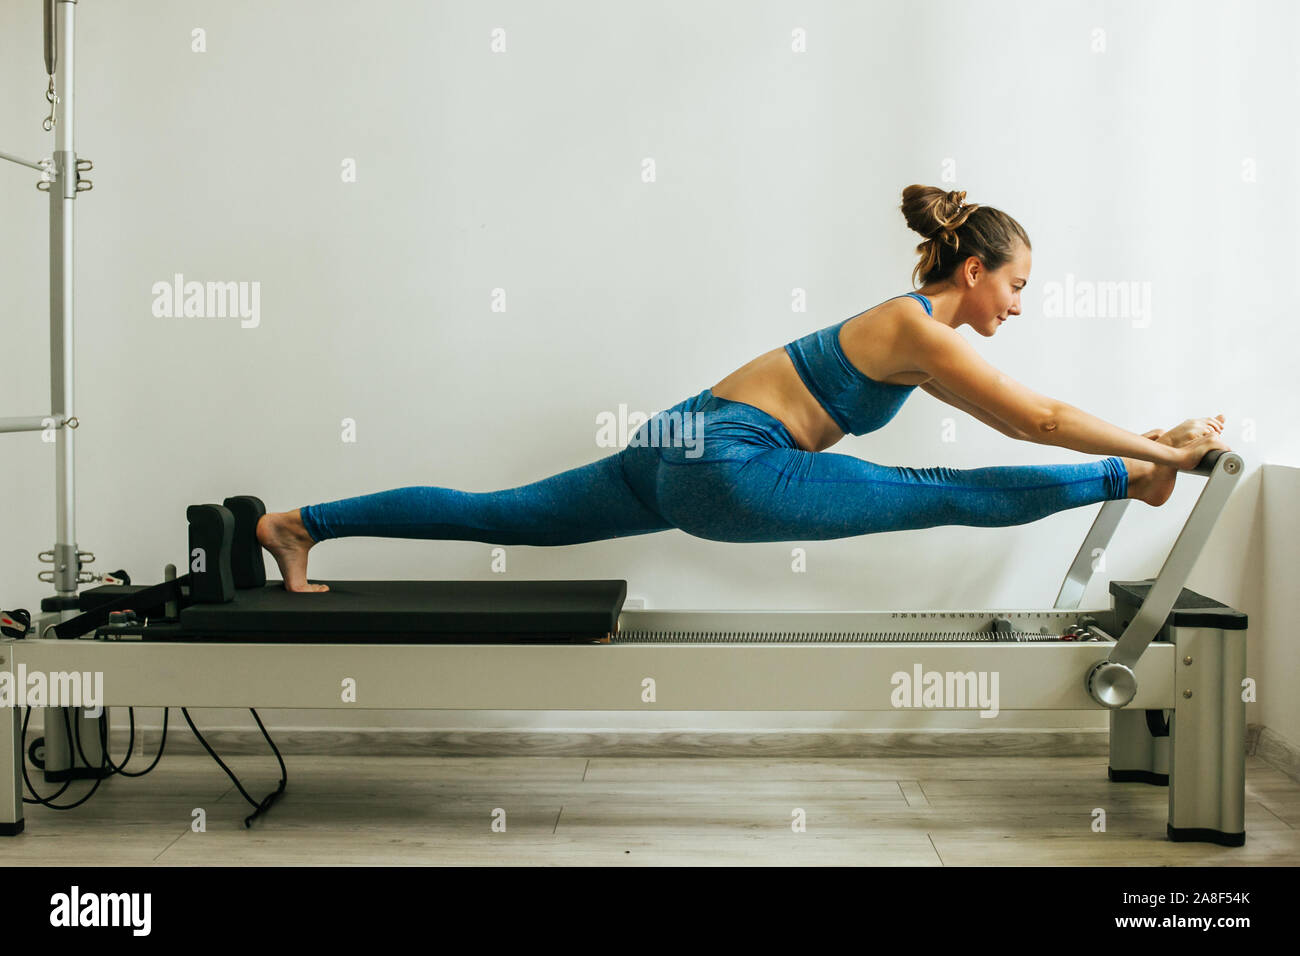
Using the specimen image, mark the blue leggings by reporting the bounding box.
[298,388,1128,545]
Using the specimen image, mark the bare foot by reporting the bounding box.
[256,510,330,593]
[1120,457,1176,507]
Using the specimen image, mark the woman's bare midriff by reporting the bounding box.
[710,302,933,453]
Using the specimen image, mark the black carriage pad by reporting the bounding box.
[1108,579,1247,630]
[175,579,627,644]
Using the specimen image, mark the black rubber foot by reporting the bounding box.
[0,819,25,836]
[1108,766,1169,786]
[1168,823,1245,847]
[44,767,110,782]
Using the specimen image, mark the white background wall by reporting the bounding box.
[1,0,1295,736]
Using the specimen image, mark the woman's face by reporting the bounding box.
[967,243,1031,337]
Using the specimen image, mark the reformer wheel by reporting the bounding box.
[28,737,46,770]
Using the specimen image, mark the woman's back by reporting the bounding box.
[711,293,934,452]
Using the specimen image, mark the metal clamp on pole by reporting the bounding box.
[1086,449,1244,708]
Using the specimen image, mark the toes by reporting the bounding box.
[285,581,329,594]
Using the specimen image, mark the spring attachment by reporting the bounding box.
[43,76,57,132]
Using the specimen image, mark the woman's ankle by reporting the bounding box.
[1121,457,1175,507]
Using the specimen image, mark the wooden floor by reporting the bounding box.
[9,754,1300,865]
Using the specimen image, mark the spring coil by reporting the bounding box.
[612,629,1066,644]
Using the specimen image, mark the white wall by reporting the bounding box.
[1255,466,1300,751]
[1,0,1295,735]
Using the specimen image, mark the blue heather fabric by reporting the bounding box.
[782,292,932,436]
[299,386,1129,545]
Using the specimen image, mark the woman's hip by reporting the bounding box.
[622,388,799,464]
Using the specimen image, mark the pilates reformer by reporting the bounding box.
[0,449,1249,845]
[0,2,1248,846]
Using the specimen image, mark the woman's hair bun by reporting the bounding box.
[898,184,1029,288]
[901,185,977,239]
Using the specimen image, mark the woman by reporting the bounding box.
[258,185,1230,593]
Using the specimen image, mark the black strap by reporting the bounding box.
[50,574,191,640]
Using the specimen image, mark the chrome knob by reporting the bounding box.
[1087,660,1137,709]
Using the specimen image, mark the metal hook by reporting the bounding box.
[44,77,57,131]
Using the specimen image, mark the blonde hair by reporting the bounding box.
[900,184,1030,288]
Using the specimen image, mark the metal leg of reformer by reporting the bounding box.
[0,667,22,835]
[1166,624,1247,846]
[1108,707,1170,786]
[41,706,109,783]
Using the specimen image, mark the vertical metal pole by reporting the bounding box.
[49,0,77,601]
[45,1,106,786]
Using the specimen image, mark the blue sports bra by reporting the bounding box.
[783,292,932,436]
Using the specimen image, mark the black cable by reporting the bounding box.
[20,707,74,806]
[70,703,144,776]
[20,706,109,810]
[112,708,170,778]
[179,707,287,827]
[247,708,288,826]
[16,578,288,824]
[70,705,168,778]
[27,703,284,825]
[70,703,131,773]
[26,701,284,825]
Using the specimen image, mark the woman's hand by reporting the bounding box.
[1169,431,1232,472]
[1143,415,1225,448]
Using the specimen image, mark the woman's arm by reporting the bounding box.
[1028,401,1188,464]
[906,318,1186,466]
[919,380,1028,439]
